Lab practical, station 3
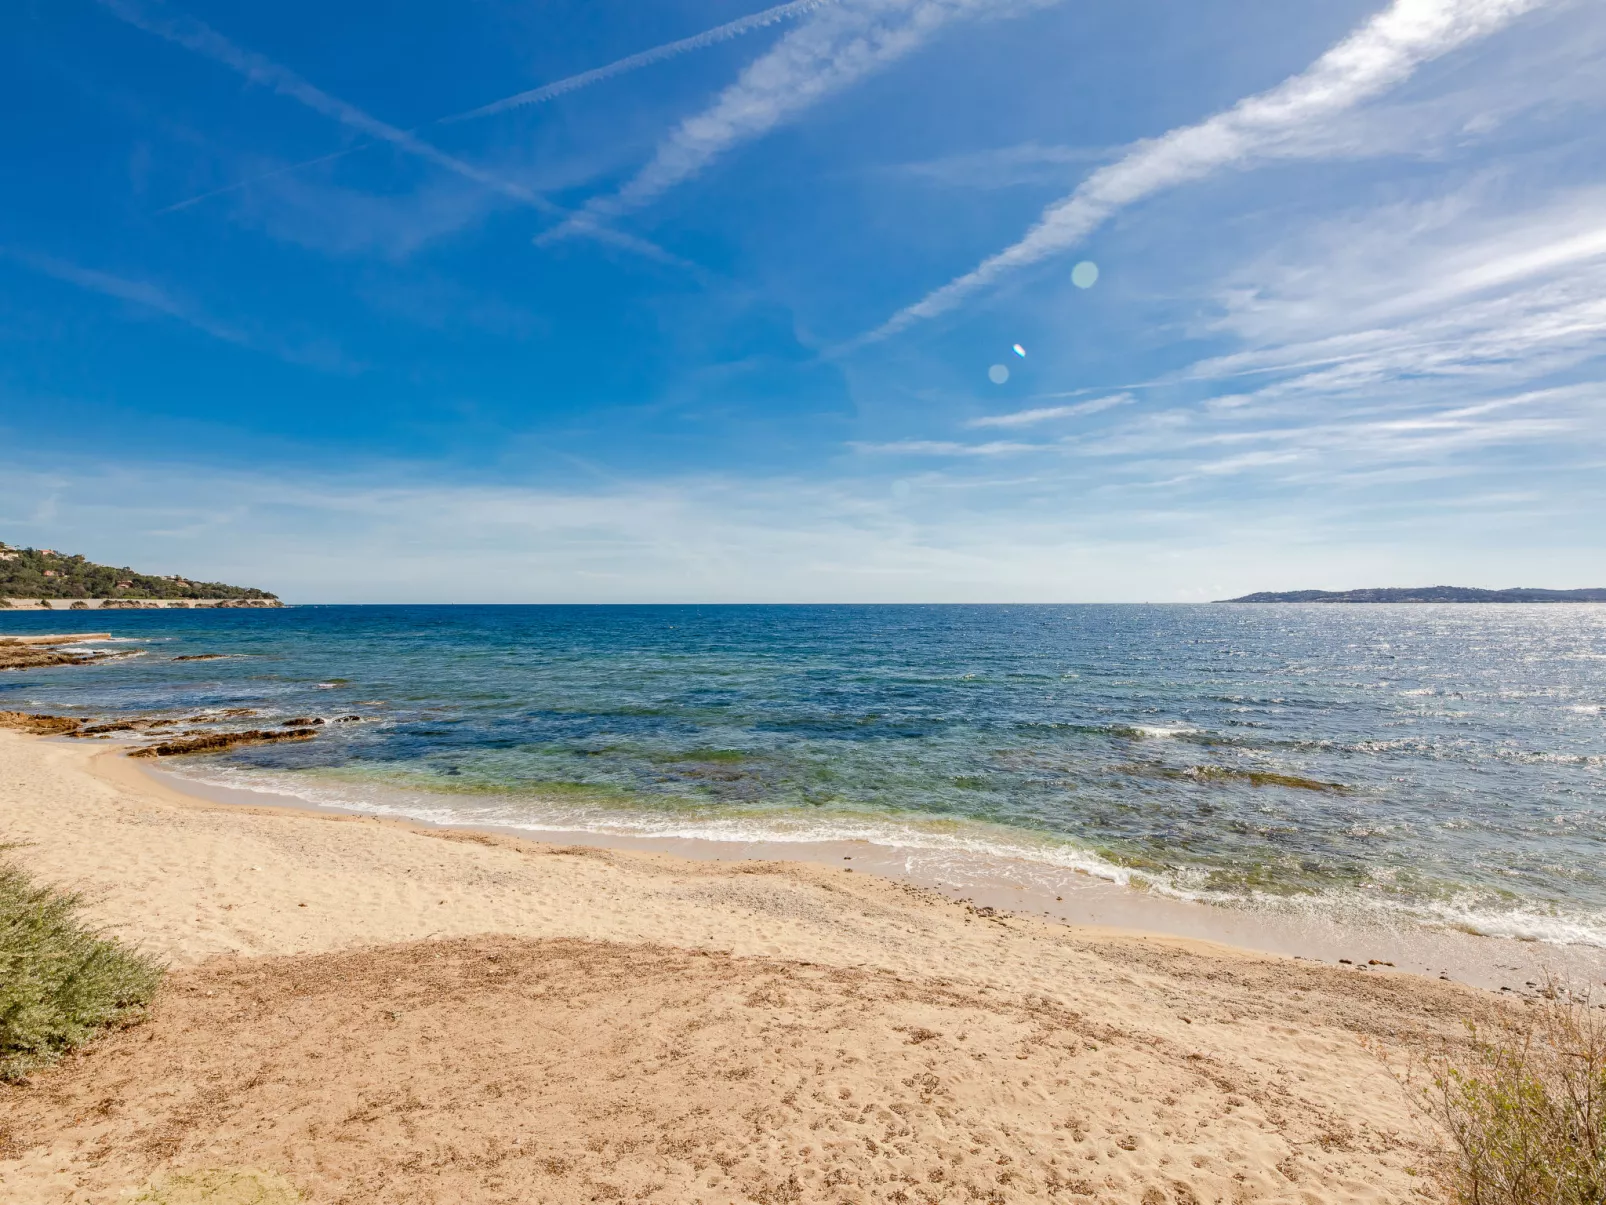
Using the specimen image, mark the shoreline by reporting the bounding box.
[124,746,1604,993]
[0,723,1532,1203]
[0,724,1268,981]
[7,603,1605,986]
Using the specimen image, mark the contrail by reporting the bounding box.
[856,0,1552,345]
[542,0,1065,246]
[442,0,835,124]
[157,145,357,215]
[104,0,678,261]
[152,0,830,216]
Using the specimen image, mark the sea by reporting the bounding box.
[4,603,1604,953]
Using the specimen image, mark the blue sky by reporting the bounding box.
[2,0,1603,601]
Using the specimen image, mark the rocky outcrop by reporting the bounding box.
[128,727,319,758]
[0,636,113,672]
[0,711,83,735]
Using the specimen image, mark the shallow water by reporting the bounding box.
[5,603,1604,946]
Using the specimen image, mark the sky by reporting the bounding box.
[1,0,1603,602]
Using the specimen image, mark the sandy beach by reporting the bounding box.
[0,726,1511,1203]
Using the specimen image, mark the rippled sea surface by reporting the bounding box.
[5,604,1604,944]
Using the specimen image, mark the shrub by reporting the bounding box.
[0,851,164,1079]
[1421,982,1606,1204]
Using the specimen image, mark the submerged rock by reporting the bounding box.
[0,637,109,672]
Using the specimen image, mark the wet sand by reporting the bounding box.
[140,755,1605,994]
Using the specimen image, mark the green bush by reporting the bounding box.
[0,851,164,1079]
[1423,983,1606,1203]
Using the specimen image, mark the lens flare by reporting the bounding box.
[988,364,1009,384]
[1012,343,1026,357]
[1071,261,1099,289]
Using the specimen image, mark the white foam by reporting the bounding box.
[164,763,1139,886]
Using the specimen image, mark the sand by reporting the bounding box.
[0,728,1491,1203]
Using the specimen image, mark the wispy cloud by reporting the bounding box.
[886,141,1111,189]
[217,170,506,260]
[966,393,1134,427]
[1184,186,1606,402]
[7,442,1600,603]
[858,175,1606,493]
[861,0,1550,343]
[0,457,1233,601]
[2,247,359,371]
[851,438,1044,455]
[544,0,1060,244]
[99,0,676,261]
[3,247,246,344]
[1098,387,1601,487]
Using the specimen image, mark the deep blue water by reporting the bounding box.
[4,603,1604,944]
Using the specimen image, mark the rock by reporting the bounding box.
[128,728,319,758]
[0,711,83,735]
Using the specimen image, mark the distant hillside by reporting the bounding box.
[0,541,277,601]
[1222,586,1606,603]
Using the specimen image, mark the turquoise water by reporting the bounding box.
[5,603,1604,944]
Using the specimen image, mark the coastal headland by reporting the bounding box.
[0,540,280,609]
[0,723,1521,1204]
[1221,586,1606,603]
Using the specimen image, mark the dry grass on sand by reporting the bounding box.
[1,934,1485,1205]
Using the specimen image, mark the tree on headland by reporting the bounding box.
[0,541,276,602]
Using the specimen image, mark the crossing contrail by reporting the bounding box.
[150,0,832,215]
